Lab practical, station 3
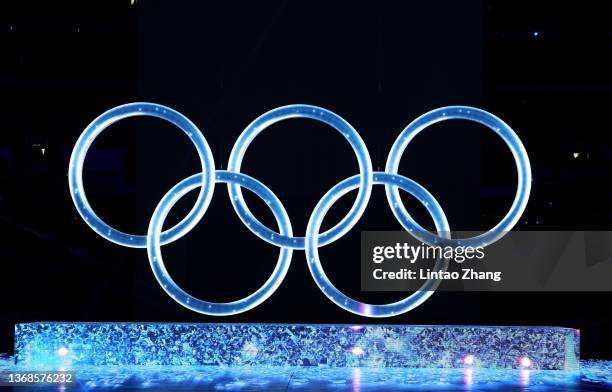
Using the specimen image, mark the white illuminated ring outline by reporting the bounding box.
[305,172,451,318]
[147,170,293,316]
[227,104,373,250]
[69,103,532,318]
[68,102,216,248]
[385,106,532,248]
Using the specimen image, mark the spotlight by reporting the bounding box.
[351,347,364,355]
[463,354,476,366]
[519,356,532,368]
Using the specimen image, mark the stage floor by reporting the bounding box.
[0,358,611,391]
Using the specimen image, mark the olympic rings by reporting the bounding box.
[227,105,373,250]
[68,102,216,248]
[69,102,531,317]
[147,171,293,316]
[305,172,450,317]
[385,106,532,248]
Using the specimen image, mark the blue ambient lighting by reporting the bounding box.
[14,323,580,371]
[385,106,532,248]
[305,172,451,317]
[147,170,293,316]
[68,102,216,248]
[6,357,610,391]
[226,104,373,250]
[68,103,532,317]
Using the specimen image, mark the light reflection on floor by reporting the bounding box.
[0,357,610,391]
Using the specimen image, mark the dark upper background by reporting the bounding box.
[1,0,611,358]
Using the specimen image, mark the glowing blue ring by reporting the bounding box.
[147,170,293,316]
[227,104,373,250]
[305,172,451,318]
[68,102,215,248]
[385,106,531,248]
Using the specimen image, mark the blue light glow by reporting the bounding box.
[385,106,532,248]
[6,357,609,391]
[68,103,532,317]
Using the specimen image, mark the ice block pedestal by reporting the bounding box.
[14,323,580,371]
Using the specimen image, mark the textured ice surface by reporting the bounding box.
[1,357,611,391]
[15,323,579,370]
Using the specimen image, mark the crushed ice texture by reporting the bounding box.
[14,323,579,371]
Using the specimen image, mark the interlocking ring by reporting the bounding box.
[385,106,532,248]
[227,105,373,249]
[68,102,215,248]
[69,102,531,317]
[147,170,292,316]
[305,172,450,317]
